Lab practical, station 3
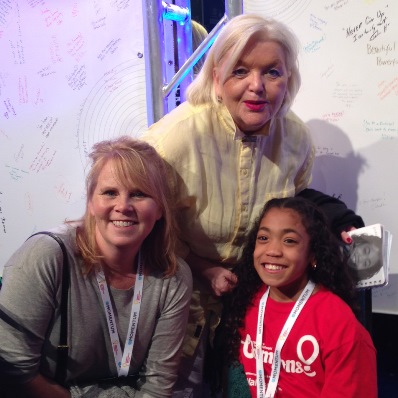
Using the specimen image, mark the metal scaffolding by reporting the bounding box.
[141,0,243,125]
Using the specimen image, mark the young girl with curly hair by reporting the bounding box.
[220,197,376,397]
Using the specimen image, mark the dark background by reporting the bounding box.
[189,0,398,396]
[191,0,224,32]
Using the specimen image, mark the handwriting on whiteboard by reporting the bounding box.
[66,65,87,91]
[344,6,390,42]
[332,82,363,107]
[29,143,57,173]
[67,32,86,62]
[377,78,398,100]
[98,38,122,61]
[322,110,345,123]
[5,165,29,181]
[363,119,398,140]
[359,195,387,210]
[324,0,349,11]
[8,2,25,65]
[315,146,341,156]
[367,40,397,69]
[41,7,63,28]
[37,116,59,138]
[3,98,17,119]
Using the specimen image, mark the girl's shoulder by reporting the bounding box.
[310,286,354,315]
[308,286,371,338]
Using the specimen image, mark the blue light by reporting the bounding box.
[162,1,189,23]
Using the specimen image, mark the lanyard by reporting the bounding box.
[95,252,144,377]
[256,280,316,398]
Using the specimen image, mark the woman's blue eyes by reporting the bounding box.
[232,68,282,78]
[102,190,147,198]
[131,191,147,198]
[233,68,248,77]
[268,69,281,78]
[103,190,117,197]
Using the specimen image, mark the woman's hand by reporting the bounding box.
[186,252,237,296]
[340,227,355,244]
[201,266,238,296]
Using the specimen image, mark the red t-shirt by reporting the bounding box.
[239,285,377,397]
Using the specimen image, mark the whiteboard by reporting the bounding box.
[244,0,397,314]
[0,1,147,272]
[1,0,397,314]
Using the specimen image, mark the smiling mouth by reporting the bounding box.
[112,221,136,227]
[244,101,267,111]
[264,263,285,271]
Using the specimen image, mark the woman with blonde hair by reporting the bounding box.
[0,136,192,397]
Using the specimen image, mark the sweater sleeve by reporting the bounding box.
[296,188,365,235]
[0,235,64,385]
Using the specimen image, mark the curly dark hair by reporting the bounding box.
[219,196,359,369]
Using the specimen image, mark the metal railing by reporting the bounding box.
[142,0,243,125]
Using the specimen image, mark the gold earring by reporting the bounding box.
[312,263,317,270]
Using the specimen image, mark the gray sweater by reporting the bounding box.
[0,224,192,397]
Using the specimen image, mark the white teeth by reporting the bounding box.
[265,264,284,270]
[112,221,135,227]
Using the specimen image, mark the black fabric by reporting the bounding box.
[296,188,365,235]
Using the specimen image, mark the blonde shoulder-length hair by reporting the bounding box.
[186,13,301,118]
[75,136,178,277]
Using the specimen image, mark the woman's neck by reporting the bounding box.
[104,266,137,290]
[237,119,271,137]
[102,250,140,289]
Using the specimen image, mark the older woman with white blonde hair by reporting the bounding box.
[142,13,364,397]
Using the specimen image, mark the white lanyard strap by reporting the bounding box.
[256,280,316,398]
[96,252,144,377]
